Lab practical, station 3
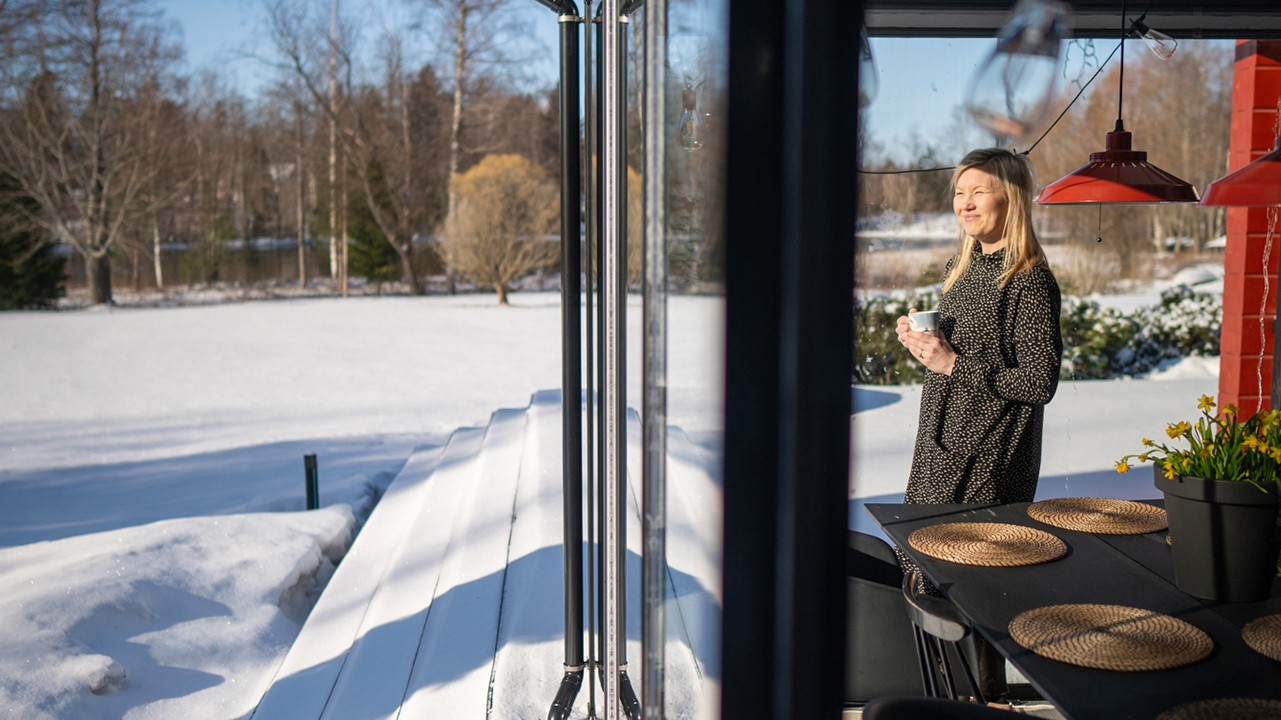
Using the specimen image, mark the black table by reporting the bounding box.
[867,501,1281,720]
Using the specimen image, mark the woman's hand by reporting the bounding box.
[897,307,958,376]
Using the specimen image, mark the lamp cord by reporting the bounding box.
[1261,205,1276,408]
[859,33,1125,174]
[1117,0,1126,125]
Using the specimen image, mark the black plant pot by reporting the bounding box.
[1154,466,1280,602]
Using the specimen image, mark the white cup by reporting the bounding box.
[908,310,940,335]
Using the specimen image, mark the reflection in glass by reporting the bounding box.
[678,80,705,151]
[964,0,1068,142]
[859,27,878,109]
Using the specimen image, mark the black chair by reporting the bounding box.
[863,696,1018,720]
[845,531,926,703]
[901,569,985,704]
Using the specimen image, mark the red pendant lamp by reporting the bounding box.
[1199,136,1281,207]
[1036,5,1199,205]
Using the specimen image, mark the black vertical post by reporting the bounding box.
[721,0,858,718]
[559,1,584,673]
[558,0,585,677]
[542,3,587,717]
[304,454,319,510]
[614,16,642,720]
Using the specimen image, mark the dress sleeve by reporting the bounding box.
[950,267,1062,406]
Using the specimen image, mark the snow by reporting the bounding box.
[0,284,1224,718]
[0,292,722,720]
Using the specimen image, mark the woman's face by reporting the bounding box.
[954,167,1009,249]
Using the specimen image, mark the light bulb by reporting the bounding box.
[858,27,878,109]
[964,0,1068,141]
[1132,20,1177,61]
[677,82,703,151]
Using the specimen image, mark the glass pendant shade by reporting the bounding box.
[677,82,703,151]
[1132,20,1177,61]
[1199,138,1281,207]
[1037,126,1200,204]
[964,0,1068,141]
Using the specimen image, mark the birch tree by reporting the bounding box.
[264,0,439,293]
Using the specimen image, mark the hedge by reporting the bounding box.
[852,285,1221,385]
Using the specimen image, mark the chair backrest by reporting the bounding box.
[846,531,926,703]
[901,570,970,643]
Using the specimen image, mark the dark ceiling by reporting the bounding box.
[865,1,1281,38]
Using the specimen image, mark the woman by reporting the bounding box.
[894,147,1062,700]
[896,147,1062,507]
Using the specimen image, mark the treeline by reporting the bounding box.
[0,0,565,306]
[859,41,1233,279]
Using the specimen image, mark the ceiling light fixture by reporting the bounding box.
[1037,3,1198,205]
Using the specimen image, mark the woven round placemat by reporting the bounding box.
[1008,604,1213,672]
[907,522,1067,567]
[1244,615,1281,662]
[1027,497,1168,535]
[1156,698,1281,720]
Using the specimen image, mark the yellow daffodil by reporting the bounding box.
[1198,395,1215,412]
[1142,438,1154,447]
[1164,464,1177,480]
[1175,421,1191,437]
[1166,424,1181,439]
[1270,447,1281,462]
[1245,436,1261,450]
[1115,461,1130,473]
[1181,457,1193,471]
[1225,403,1239,416]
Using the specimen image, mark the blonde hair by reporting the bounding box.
[941,148,1049,292]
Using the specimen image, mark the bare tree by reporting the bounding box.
[0,0,180,304]
[263,0,442,293]
[441,153,557,303]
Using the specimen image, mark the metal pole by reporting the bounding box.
[583,3,599,715]
[601,0,622,716]
[304,454,319,510]
[614,16,642,720]
[549,4,586,719]
[640,0,667,713]
[595,4,608,674]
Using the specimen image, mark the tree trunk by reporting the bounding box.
[297,98,307,288]
[328,0,340,282]
[495,282,508,304]
[153,222,163,289]
[88,251,112,305]
[445,1,467,297]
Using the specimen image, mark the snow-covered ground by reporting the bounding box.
[0,292,722,720]
[0,287,1219,718]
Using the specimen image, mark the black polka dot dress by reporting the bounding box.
[904,245,1063,507]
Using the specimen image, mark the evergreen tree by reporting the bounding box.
[347,191,400,296]
[0,175,65,310]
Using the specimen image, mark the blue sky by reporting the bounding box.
[160,1,1227,163]
[156,1,1020,158]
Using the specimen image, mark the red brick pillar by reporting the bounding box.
[1219,40,1281,415]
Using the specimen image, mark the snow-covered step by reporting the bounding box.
[488,389,580,718]
[396,405,528,718]
[252,394,718,720]
[249,437,452,720]
[625,413,719,718]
